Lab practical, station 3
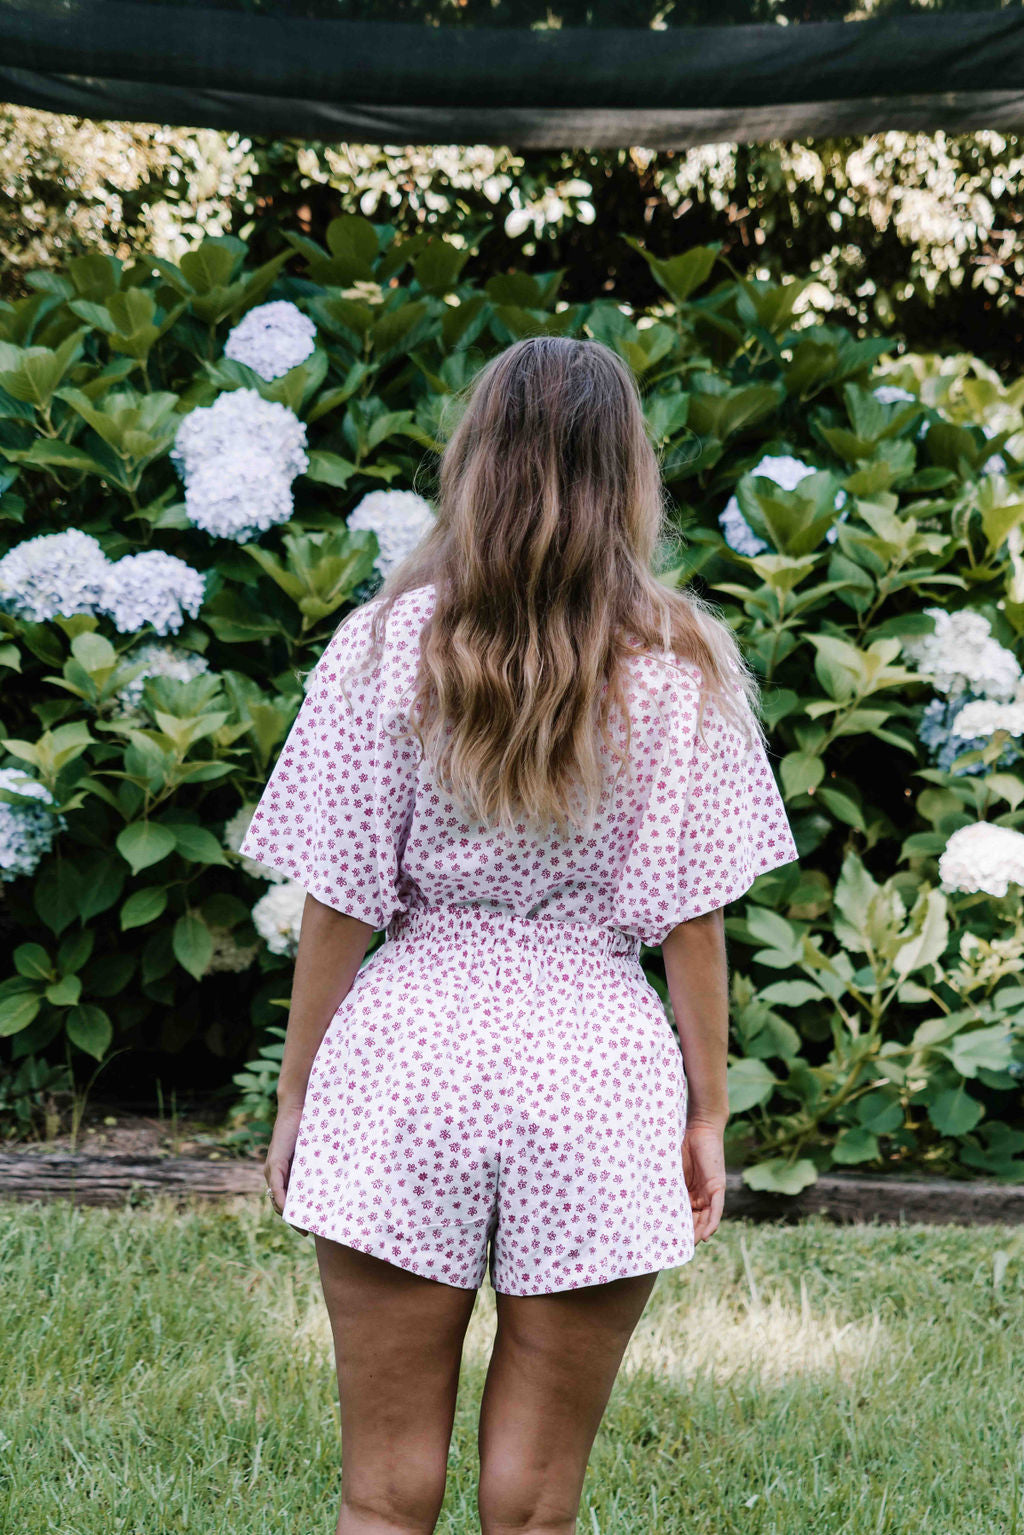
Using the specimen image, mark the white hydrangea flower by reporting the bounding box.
[0,767,64,882]
[203,924,259,975]
[180,448,299,543]
[347,489,436,577]
[0,530,111,622]
[718,497,768,557]
[98,552,206,636]
[223,300,318,381]
[718,454,847,557]
[170,388,309,542]
[873,384,918,405]
[950,699,1024,739]
[939,822,1024,899]
[224,805,288,883]
[112,641,210,714]
[252,879,307,957]
[902,607,1021,699]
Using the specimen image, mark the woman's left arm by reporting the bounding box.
[265,894,375,1214]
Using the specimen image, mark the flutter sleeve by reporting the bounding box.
[613,669,799,947]
[237,604,419,931]
[668,687,798,927]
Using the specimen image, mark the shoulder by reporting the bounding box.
[623,644,705,711]
[313,584,437,694]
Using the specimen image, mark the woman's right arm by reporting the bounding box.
[661,908,730,1242]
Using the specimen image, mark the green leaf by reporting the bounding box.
[304,450,357,488]
[832,852,878,944]
[172,824,229,866]
[33,860,83,936]
[66,1004,113,1061]
[622,237,719,304]
[120,886,168,931]
[116,822,177,874]
[0,978,42,1037]
[815,787,867,832]
[741,1157,819,1195]
[758,980,828,1006]
[893,888,949,977]
[911,1010,976,1051]
[928,1087,984,1137]
[57,929,95,974]
[856,1091,904,1134]
[831,1127,880,1165]
[781,751,825,798]
[45,975,82,1007]
[942,1025,1015,1079]
[13,943,53,980]
[727,1058,777,1113]
[173,913,214,981]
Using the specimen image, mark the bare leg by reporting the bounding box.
[476,1271,659,1535]
[315,1237,480,1535]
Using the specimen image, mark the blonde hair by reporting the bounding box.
[334,335,765,839]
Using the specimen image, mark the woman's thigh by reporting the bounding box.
[315,1237,479,1522]
[477,1271,659,1532]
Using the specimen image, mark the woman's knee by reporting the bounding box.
[477,1457,580,1535]
[342,1444,449,1532]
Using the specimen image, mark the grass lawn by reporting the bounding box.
[3,1198,1022,1534]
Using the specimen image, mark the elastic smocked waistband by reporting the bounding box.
[386,904,642,961]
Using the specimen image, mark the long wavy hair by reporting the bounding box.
[332,335,766,839]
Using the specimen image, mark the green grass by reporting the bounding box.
[3,1199,1022,1534]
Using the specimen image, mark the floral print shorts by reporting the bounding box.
[282,904,695,1296]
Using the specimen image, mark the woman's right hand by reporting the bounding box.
[682,1122,727,1243]
[265,1098,305,1216]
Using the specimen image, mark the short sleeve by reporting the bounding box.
[670,691,798,926]
[611,671,799,948]
[237,606,419,931]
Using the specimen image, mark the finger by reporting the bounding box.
[268,1160,289,1212]
[698,1186,725,1243]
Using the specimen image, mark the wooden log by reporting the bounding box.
[722,1170,1024,1226]
[0,1152,264,1206]
[1,1153,1022,1224]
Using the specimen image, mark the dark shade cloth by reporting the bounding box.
[2,0,1024,146]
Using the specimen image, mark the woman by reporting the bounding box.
[240,335,798,1535]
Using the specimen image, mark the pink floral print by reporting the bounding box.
[238,584,798,948]
[279,905,693,1294]
[238,584,798,1293]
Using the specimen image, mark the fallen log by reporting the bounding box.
[722,1170,1024,1226]
[0,1151,264,1205]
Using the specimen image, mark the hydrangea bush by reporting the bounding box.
[0,223,1022,1184]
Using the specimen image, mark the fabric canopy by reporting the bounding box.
[2,0,1024,147]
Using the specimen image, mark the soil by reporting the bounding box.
[2,1101,264,1161]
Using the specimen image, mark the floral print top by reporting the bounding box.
[238,584,799,947]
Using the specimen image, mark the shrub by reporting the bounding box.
[0,220,1022,1184]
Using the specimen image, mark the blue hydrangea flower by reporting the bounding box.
[918,695,1023,776]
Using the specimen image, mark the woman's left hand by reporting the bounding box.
[265,1099,305,1216]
